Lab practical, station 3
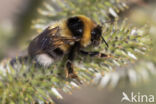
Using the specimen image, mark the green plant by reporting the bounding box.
[0,0,155,103]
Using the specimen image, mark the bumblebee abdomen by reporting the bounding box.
[36,48,65,67]
[53,48,64,55]
[59,44,70,53]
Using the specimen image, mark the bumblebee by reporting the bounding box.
[28,15,109,80]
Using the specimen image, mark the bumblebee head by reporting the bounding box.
[91,25,108,47]
[66,15,108,47]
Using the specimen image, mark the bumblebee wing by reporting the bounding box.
[28,26,59,55]
[39,26,79,49]
[52,36,79,45]
[39,26,59,49]
[28,26,79,56]
[45,36,79,53]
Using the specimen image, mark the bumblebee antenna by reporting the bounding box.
[102,36,109,47]
[99,20,111,48]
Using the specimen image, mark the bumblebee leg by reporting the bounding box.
[80,50,110,58]
[65,43,81,83]
[66,60,77,78]
[66,44,77,78]
[65,60,81,84]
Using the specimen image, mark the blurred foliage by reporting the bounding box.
[0,0,155,103]
[0,25,14,60]
[32,0,128,30]
[11,0,43,46]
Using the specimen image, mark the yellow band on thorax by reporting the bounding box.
[78,15,95,47]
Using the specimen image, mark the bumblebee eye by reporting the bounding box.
[91,31,96,36]
[91,25,102,41]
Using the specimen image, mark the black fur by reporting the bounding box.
[53,48,64,55]
[66,61,73,74]
[67,17,84,38]
[66,42,80,75]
